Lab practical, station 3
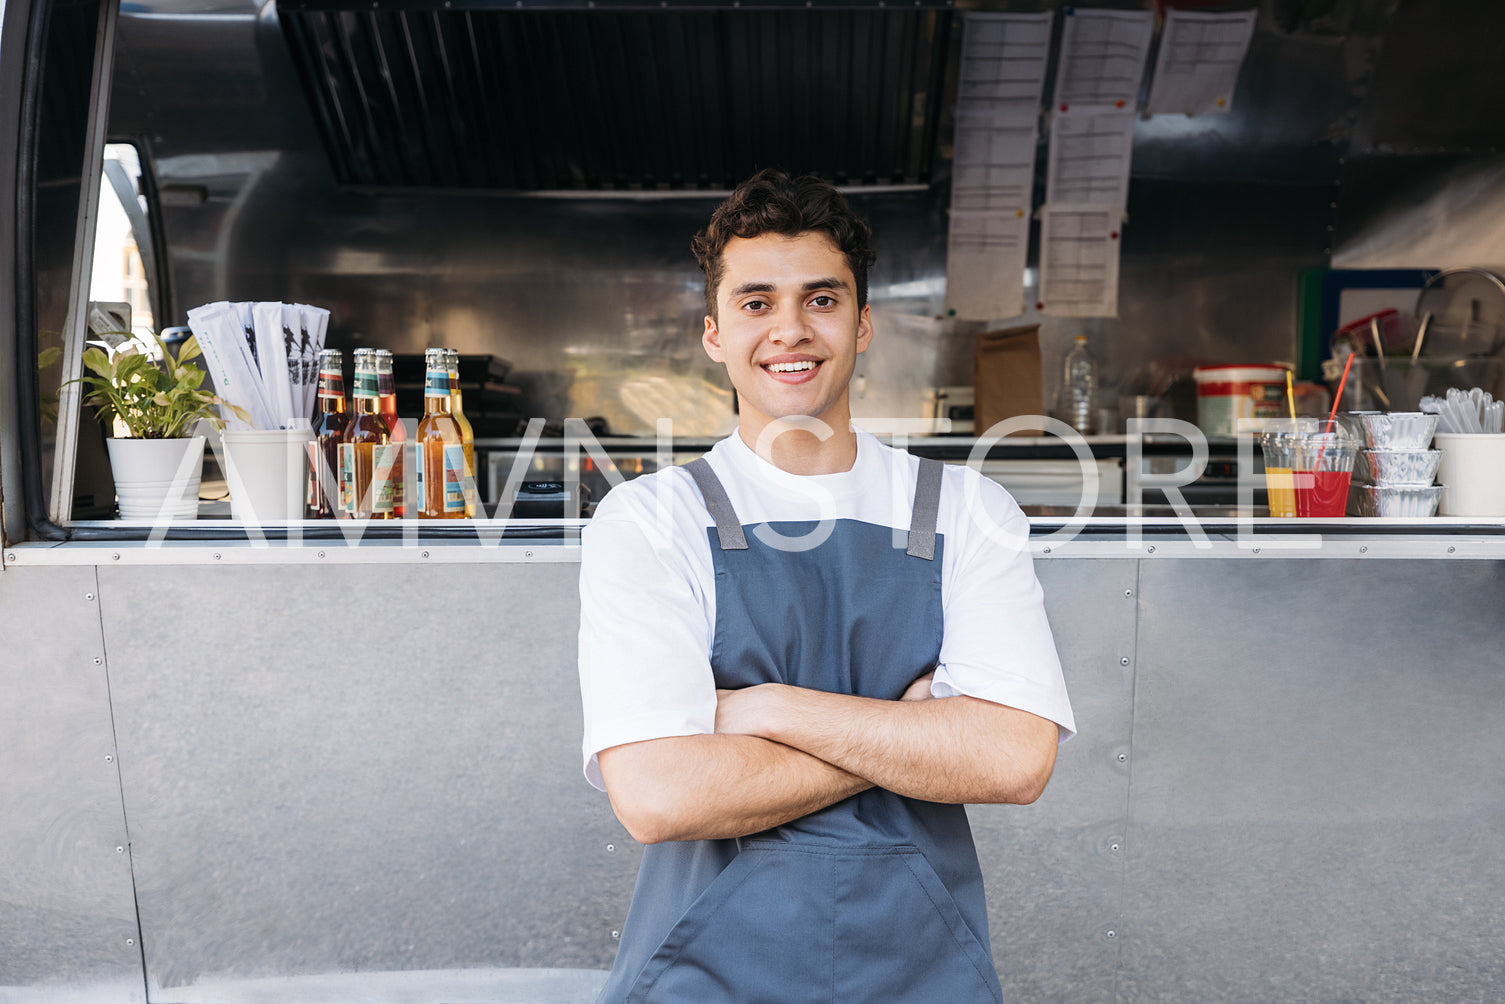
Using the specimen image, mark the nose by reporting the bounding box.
[767,312,814,347]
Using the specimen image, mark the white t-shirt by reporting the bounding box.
[577,428,1076,790]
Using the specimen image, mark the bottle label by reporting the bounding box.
[307,442,319,510]
[371,444,398,514]
[461,445,477,512]
[353,370,378,401]
[339,443,355,513]
[416,442,425,508]
[318,370,345,400]
[425,367,449,398]
[389,442,404,511]
[443,444,466,513]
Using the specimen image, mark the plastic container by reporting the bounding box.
[1434,432,1505,516]
[1194,365,1288,437]
[1290,433,1357,517]
[222,428,316,523]
[1059,335,1098,435]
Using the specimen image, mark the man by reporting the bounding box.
[577,169,1074,1002]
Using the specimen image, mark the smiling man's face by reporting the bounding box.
[702,231,873,447]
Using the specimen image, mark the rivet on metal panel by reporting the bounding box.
[422,551,430,559]
[1146,545,1155,554]
[1448,546,1456,554]
[1105,929,1117,939]
[1253,546,1261,554]
[116,846,124,853]
[105,754,114,763]
[606,843,615,852]
[126,938,135,946]
[1359,545,1367,554]
[214,553,222,560]
[1110,842,1121,853]
[86,593,94,601]
[612,930,620,939]
[525,550,534,558]
[318,551,327,558]
[1042,546,1051,554]
[1124,589,1133,597]
[1120,656,1130,666]
[94,657,102,665]
[1117,753,1128,763]
[6,553,14,562]
[112,553,120,560]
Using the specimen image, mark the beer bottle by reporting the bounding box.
[373,348,408,517]
[416,348,467,519]
[340,348,396,519]
[446,349,478,517]
[307,348,349,519]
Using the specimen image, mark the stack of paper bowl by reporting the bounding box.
[1350,412,1444,517]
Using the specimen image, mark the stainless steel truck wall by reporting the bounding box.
[4,545,1503,1001]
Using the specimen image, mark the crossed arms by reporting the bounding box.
[598,673,1059,845]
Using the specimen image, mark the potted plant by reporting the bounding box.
[73,333,248,520]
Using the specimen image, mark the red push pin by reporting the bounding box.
[1035,301,1045,311]
[1115,99,1125,108]
[1110,231,1119,240]
[1060,103,1069,112]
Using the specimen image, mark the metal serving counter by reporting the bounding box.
[3,535,1503,1002]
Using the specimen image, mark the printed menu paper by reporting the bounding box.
[1046,107,1136,208]
[946,11,1051,320]
[1039,207,1121,318]
[947,209,1030,321]
[1052,8,1153,110]
[1145,9,1257,117]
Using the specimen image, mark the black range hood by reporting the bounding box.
[275,0,955,192]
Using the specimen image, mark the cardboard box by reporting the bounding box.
[973,324,1044,436]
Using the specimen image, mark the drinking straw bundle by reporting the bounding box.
[186,302,330,430]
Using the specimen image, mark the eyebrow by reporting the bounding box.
[728,277,852,297]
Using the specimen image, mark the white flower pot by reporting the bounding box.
[105,436,205,521]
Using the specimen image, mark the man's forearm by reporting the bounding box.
[598,733,870,844]
[719,684,1058,805]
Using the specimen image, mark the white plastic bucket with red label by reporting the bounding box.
[1193,365,1289,437]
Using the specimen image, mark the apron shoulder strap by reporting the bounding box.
[906,457,944,561]
[684,457,749,551]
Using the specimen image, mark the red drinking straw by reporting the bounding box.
[1326,353,1354,433]
[1316,352,1356,471]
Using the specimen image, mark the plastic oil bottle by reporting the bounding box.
[1059,334,1098,435]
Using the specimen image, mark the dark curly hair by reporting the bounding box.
[692,169,877,319]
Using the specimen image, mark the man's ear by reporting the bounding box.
[855,304,874,355]
[702,315,725,363]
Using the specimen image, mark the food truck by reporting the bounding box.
[3,0,1504,999]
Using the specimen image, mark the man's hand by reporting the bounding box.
[715,678,1057,806]
[717,669,934,735]
[901,670,936,702]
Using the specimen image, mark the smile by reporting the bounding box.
[765,361,819,373]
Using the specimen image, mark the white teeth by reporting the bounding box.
[766,361,817,373]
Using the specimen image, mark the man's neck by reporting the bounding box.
[738,415,859,476]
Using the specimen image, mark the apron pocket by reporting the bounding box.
[625,843,1000,1004]
[625,844,834,1004]
[834,845,1002,1004]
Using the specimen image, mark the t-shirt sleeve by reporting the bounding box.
[932,471,1077,742]
[577,501,718,790]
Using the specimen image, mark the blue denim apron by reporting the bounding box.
[598,456,1002,1003]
